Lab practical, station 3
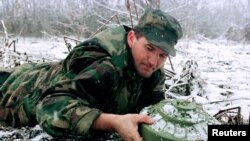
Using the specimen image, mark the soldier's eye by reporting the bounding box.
[146,46,154,52]
[159,54,167,58]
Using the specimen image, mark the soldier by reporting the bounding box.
[0,8,182,141]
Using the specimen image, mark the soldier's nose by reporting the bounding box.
[148,54,159,69]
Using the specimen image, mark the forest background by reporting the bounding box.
[0,0,249,42]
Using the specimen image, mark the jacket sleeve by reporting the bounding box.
[36,94,101,139]
[36,45,118,139]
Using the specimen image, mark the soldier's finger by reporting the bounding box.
[136,114,154,124]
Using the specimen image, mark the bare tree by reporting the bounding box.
[0,0,249,39]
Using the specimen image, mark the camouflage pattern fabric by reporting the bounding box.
[0,25,166,140]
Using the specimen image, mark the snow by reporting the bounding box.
[1,37,250,140]
[172,39,250,121]
[15,37,68,61]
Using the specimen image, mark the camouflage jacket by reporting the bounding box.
[0,26,166,140]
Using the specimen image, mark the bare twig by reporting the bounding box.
[8,40,16,52]
[164,68,176,78]
[214,106,244,125]
[63,36,81,44]
[165,72,191,95]
[132,0,139,20]
[203,98,250,105]
[1,20,9,47]
[113,15,120,25]
[92,14,121,36]
[126,0,134,28]
[165,68,176,75]
[214,107,241,117]
[93,0,128,14]
[63,36,81,52]
[145,0,149,7]
[165,75,184,97]
[168,57,175,71]
[157,0,160,9]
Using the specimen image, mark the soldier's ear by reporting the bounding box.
[127,30,135,49]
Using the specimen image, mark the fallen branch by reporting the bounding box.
[214,107,241,117]
[203,98,250,105]
[213,106,244,125]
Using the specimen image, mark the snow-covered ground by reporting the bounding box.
[174,39,250,121]
[0,37,250,140]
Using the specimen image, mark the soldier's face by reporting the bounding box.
[127,31,168,78]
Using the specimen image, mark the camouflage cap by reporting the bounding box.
[135,8,183,56]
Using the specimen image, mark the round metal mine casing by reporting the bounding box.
[139,99,220,141]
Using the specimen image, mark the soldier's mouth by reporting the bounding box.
[141,64,153,73]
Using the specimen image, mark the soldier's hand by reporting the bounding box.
[112,114,154,141]
[92,113,154,141]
